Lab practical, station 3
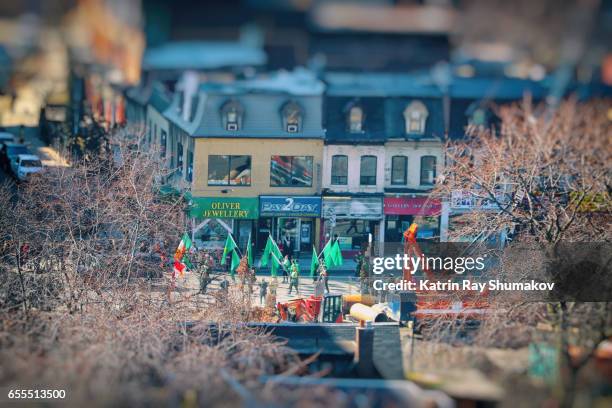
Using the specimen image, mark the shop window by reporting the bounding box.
[391,155,408,185]
[160,130,167,158]
[270,155,313,187]
[186,150,193,182]
[221,100,244,131]
[360,155,377,185]
[332,220,374,250]
[197,219,229,248]
[420,156,436,186]
[331,155,348,185]
[404,101,428,134]
[177,142,184,175]
[281,101,302,133]
[348,105,363,133]
[208,155,251,186]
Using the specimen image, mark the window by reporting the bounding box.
[186,150,193,182]
[177,142,184,175]
[281,101,302,133]
[160,130,167,158]
[331,155,348,185]
[404,101,428,134]
[221,100,244,131]
[208,155,251,186]
[348,105,363,133]
[391,156,408,185]
[420,156,436,186]
[270,156,313,187]
[360,155,377,185]
[470,108,486,126]
[153,124,157,146]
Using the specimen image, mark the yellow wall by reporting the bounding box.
[191,138,324,197]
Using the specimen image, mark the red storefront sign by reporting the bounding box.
[383,197,441,216]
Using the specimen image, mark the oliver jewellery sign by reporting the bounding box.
[190,197,259,219]
[259,196,321,217]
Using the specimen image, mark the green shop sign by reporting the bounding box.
[190,197,259,219]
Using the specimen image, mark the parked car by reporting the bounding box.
[0,131,15,145]
[10,154,43,181]
[0,143,30,171]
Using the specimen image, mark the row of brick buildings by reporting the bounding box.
[97,52,549,257]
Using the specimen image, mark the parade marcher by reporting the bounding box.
[199,270,212,294]
[282,255,290,283]
[288,260,300,295]
[319,265,330,294]
[354,248,365,277]
[258,279,268,305]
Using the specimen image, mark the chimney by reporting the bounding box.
[354,321,376,377]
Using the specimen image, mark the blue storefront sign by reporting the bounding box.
[259,196,321,217]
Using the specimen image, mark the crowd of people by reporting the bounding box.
[166,235,375,308]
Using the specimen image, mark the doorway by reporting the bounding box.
[277,217,298,256]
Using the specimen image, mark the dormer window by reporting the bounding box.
[470,108,486,126]
[404,101,428,134]
[281,101,303,133]
[348,105,363,133]
[466,102,489,128]
[221,100,244,131]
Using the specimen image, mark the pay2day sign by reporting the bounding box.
[259,196,321,217]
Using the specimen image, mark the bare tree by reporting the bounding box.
[0,129,339,407]
[434,98,611,407]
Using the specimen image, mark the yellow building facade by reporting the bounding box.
[190,137,324,255]
[191,137,323,197]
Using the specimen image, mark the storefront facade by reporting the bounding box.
[383,196,441,242]
[321,196,384,254]
[440,190,507,244]
[258,195,321,256]
[190,197,259,250]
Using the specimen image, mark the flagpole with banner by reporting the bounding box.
[246,232,253,267]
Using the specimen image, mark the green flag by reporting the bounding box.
[322,239,335,267]
[230,249,240,276]
[183,255,194,269]
[260,235,283,267]
[246,233,253,267]
[310,245,319,277]
[332,240,343,266]
[260,236,271,267]
[270,253,279,277]
[270,237,283,260]
[221,234,237,265]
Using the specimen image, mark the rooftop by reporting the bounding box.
[325,71,549,100]
[199,68,324,96]
[142,41,267,71]
[325,72,442,97]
